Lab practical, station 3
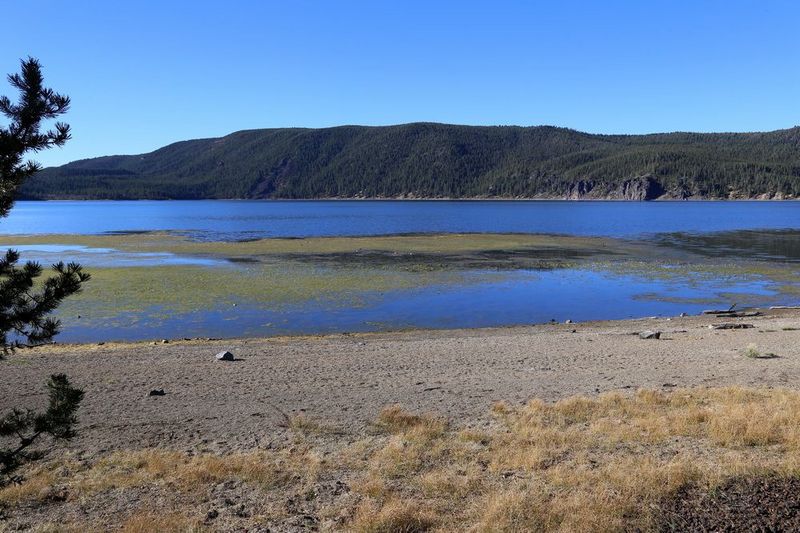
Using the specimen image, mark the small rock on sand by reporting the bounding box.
[639,330,661,340]
[148,389,166,396]
[216,351,235,361]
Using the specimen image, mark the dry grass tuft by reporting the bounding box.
[743,343,779,359]
[287,413,324,433]
[744,343,762,358]
[120,511,205,532]
[0,466,59,504]
[376,405,448,435]
[353,498,438,532]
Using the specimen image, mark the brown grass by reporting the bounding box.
[120,512,205,532]
[4,387,800,531]
[375,405,448,435]
[354,387,800,532]
[32,446,321,499]
[353,499,438,533]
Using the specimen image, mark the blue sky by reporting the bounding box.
[2,0,799,166]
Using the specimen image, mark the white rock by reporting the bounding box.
[216,351,235,361]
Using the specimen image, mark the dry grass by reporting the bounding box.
[743,343,779,359]
[120,512,205,532]
[39,446,321,498]
[744,343,762,358]
[352,387,800,532]
[5,387,800,531]
[0,466,59,504]
[353,498,438,533]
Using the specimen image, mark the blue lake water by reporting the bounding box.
[1,200,799,342]
[53,269,786,343]
[3,200,800,239]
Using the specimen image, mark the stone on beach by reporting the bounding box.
[216,350,235,361]
[639,330,661,340]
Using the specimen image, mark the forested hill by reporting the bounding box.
[23,123,800,200]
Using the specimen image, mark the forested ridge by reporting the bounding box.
[22,123,800,200]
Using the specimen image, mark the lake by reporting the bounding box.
[4,200,800,239]
[1,200,798,342]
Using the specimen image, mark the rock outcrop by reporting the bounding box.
[615,175,665,201]
[563,175,666,200]
[565,180,596,199]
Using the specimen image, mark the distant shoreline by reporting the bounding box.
[15,196,800,202]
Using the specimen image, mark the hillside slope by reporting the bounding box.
[23,123,800,200]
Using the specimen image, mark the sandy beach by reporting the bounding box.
[4,309,799,455]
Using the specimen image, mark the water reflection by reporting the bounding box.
[0,243,222,267]
[654,229,800,263]
[55,268,792,343]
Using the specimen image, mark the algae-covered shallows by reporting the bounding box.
[1,231,798,341]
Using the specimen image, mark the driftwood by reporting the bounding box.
[709,323,755,330]
[713,311,761,318]
[702,303,760,318]
[703,304,737,315]
[770,306,800,310]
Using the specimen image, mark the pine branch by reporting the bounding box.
[0,375,83,485]
[0,57,71,218]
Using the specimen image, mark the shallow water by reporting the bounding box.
[54,268,788,343]
[1,200,798,342]
[6,243,222,267]
[655,230,800,263]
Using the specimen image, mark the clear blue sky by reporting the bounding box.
[2,0,799,167]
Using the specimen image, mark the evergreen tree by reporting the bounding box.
[0,58,90,353]
[0,58,87,486]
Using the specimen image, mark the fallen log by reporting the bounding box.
[702,303,737,315]
[770,306,800,310]
[713,311,761,318]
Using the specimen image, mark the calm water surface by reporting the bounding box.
[54,269,785,343]
[4,200,800,239]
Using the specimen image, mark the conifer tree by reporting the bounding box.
[0,58,87,486]
[0,58,90,353]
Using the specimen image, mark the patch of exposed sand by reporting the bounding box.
[2,310,800,455]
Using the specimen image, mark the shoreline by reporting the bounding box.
[15,196,800,202]
[38,306,800,349]
[5,307,800,454]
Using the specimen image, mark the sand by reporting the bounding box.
[2,309,800,455]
